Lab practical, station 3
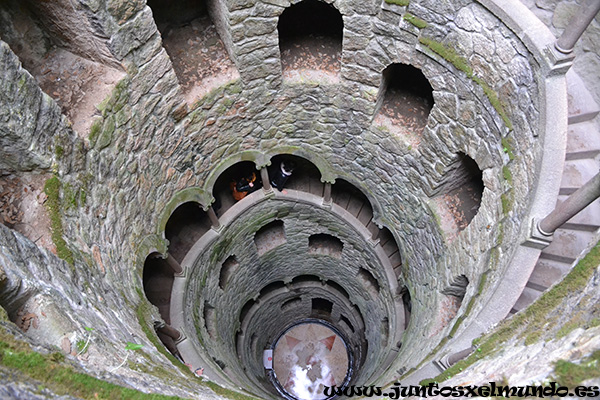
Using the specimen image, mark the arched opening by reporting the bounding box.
[281,297,303,311]
[0,0,124,134]
[357,267,380,298]
[438,275,470,331]
[255,220,286,256]
[400,286,412,330]
[332,179,375,229]
[143,253,174,323]
[219,255,239,290]
[374,63,434,145]
[377,227,402,280]
[164,202,211,263]
[147,0,237,101]
[260,281,287,298]
[278,0,343,80]
[431,152,484,240]
[212,161,260,216]
[268,154,324,195]
[291,275,322,285]
[204,301,217,339]
[143,253,180,357]
[308,233,343,258]
[311,297,333,316]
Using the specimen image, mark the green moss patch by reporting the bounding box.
[43,177,74,265]
[553,350,600,387]
[501,191,513,214]
[403,13,428,29]
[89,118,103,147]
[385,0,409,6]
[419,37,512,130]
[0,326,190,400]
[502,166,512,184]
[501,137,515,161]
[422,240,600,384]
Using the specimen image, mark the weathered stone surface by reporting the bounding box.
[0,0,579,397]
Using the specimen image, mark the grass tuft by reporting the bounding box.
[553,350,600,387]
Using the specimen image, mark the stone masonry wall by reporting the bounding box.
[0,0,557,396]
[182,196,398,393]
[0,224,222,399]
[0,40,80,173]
[58,0,542,383]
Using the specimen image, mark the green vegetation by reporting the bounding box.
[419,37,472,76]
[418,37,512,130]
[473,76,513,130]
[63,183,79,210]
[553,351,600,387]
[421,240,600,385]
[0,326,191,400]
[134,290,258,400]
[501,191,513,214]
[55,145,64,159]
[501,137,515,161]
[76,339,88,354]
[204,381,258,400]
[385,0,409,6]
[135,290,197,379]
[43,176,74,265]
[502,166,512,184]
[403,13,428,29]
[89,118,103,147]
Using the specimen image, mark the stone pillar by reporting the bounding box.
[539,171,600,235]
[156,322,182,342]
[260,167,272,192]
[165,253,183,275]
[207,206,221,229]
[555,0,600,54]
[323,182,332,204]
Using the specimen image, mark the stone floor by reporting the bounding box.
[32,48,124,136]
[159,16,239,104]
[280,35,341,84]
[273,323,349,400]
[373,86,433,148]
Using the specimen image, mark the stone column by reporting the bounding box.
[539,171,600,235]
[555,0,600,54]
[207,206,221,229]
[156,322,182,342]
[260,167,272,191]
[165,253,183,275]
[323,182,332,204]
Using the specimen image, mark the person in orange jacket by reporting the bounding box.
[231,172,261,201]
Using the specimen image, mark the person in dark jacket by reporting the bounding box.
[270,160,295,191]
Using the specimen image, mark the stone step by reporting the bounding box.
[565,120,600,160]
[559,158,599,192]
[527,256,572,289]
[566,69,600,124]
[346,195,365,220]
[541,228,597,261]
[511,286,544,314]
